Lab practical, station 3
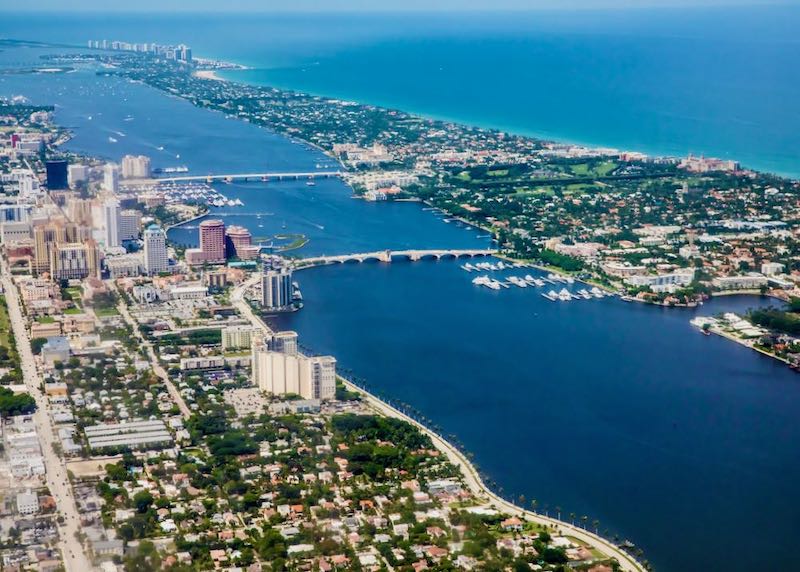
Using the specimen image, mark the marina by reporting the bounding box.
[464,263,608,301]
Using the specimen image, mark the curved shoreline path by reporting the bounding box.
[231,273,646,572]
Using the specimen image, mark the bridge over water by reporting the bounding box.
[157,171,343,184]
[294,248,497,267]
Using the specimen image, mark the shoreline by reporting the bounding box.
[229,276,646,571]
[210,59,798,181]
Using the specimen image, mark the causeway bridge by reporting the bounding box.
[295,248,497,267]
[157,171,343,184]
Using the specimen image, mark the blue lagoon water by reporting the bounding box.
[2,7,800,175]
[1,17,800,569]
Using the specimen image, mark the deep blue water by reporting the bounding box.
[2,8,800,176]
[2,35,800,572]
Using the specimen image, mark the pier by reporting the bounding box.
[295,248,497,267]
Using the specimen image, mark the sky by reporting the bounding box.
[0,0,791,11]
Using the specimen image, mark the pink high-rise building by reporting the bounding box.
[199,219,226,263]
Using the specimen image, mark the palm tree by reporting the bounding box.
[592,519,599,534]
[569,512,576,526]
[518,494,526,507]
[530,499,538,514]
[555,506,562,521]
[581,515,588,529]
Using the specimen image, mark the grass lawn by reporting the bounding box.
[63,307,82,315]
[36,316,55,324]
[95,307,120,317]
[595,160,618,176]
[569,163,591,176]
[487,169,509,177]
[0,297,10,347]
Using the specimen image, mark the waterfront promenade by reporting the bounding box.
[230,274,646,572]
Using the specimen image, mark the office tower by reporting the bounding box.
[300,356,337,400]
[67,164,89,187]
[50,240,99,280]
[269,331,298,356]
[45,160,68,190]
[0,204,30,223]
[224,225,252,258]
[103,198,121,248]
[143,225,168,275]
[180,45,192,63]
[17,171,40,199]
[198,219,226,263]
[121,155,151,179]
[33,222,67,275]
[261,268,293,310]
[103,163,119,193]
[66,198,93,226]
[119,209,142,241]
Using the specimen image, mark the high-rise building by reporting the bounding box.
[261,268,293,310]
[143,225,168,275]
[121,155,151,179]
[269,331,298,356]
[103,163,119,193]
[198,219,226,263]
[66,198,93,226]
[119,209,142,241]
[45,160,68,190]
[224,225,252,259]
[103,198,121,248]
[50,240,99,280]
[251,334,335,400]
[221,326,255,351]
[67,164,89,187]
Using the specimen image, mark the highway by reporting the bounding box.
[1,261,97,572]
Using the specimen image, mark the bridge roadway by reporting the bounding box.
[157,171,342,184]
[294,248,497,267]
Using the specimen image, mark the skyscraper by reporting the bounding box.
[261,267,293,310]
[103,198,121,248]
[103,163,119,193]
[224,225,252,259]
[118,209,142,241]
[45,160,68,190]
[198,219,226,263]
[143,225,168,275]
[121,155,151,179]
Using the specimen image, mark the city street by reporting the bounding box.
[1,261,96,572]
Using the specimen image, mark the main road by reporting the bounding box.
[1,261,96,572]
[230,272,645,572]
[112,285,192,420]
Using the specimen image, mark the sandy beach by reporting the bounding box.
[193,69,224,81]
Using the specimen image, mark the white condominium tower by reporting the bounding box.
[251,332,336,400]
[121,155,152,179]
[103,163,120,193]
[103,198,121,248]
[143,225,168,275]
[261,267,293,310]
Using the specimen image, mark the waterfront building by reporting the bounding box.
[103,198,121,248]
[121,155,151,179]
[252,340,336,400]
[143,225,168,275]
[119,209,142,241]
[199,219,226,263]
[761,262,785,276]
[626,268,695,293]
[45,160,68,190]
[712,274,769,291]
[261,267,293,310]
[222,326,255,351]
[269,331,298,355]
[67,164,90,187]
[224,225,254,259]
[103,163,119,193]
